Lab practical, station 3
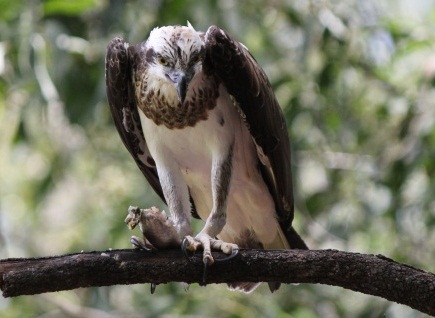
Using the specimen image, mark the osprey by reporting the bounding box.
[105,23,308,293]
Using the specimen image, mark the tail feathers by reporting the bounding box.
[268,282,281,292]
[286,226,309,250]
[267,227,307,292]
[263,225,308,250]
[228,281,281,293]
[227,282,260,293]
[261,226,307,293]
[226,226,307,293]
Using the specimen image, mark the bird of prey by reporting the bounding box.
[105,23,308,293]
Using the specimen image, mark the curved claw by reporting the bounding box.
[181,237,194,260]
[181,238,239,287]
[214,247,239,263]
[201,261,208,286]
[181,237,239,262]
[201,249,238,286]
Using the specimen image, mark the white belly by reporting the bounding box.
[139,86,289,249]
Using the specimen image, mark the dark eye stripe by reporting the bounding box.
[145,48,156,63]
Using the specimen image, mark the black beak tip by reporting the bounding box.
[176,77,188,104]
[177,89,186,104]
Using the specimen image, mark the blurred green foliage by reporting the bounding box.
[1,0,434,317]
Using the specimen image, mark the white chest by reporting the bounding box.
[138,85,240,173]
[137,84,285,249]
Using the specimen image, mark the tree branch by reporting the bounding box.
[1,249,434,315]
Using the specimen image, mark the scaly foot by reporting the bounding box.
[182,233,239,265]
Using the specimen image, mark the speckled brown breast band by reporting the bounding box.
[136,74,220,129]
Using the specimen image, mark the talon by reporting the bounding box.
[181,237,194,259]
[215,247,239,263]
[201,261,208,286]
[203,253,214,266]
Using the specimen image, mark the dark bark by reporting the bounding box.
[0,249,434,315]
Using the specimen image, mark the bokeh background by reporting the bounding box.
[1,0,434,317]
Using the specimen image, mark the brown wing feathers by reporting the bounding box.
[105,38,165,204]
[203,26,307,249]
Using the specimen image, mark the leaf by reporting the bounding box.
[43,0,97,16]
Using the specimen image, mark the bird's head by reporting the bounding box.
[145,23,205,104]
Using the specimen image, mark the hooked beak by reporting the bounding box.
[166,71,192,104]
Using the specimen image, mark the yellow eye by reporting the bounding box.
[158,57,169,66]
